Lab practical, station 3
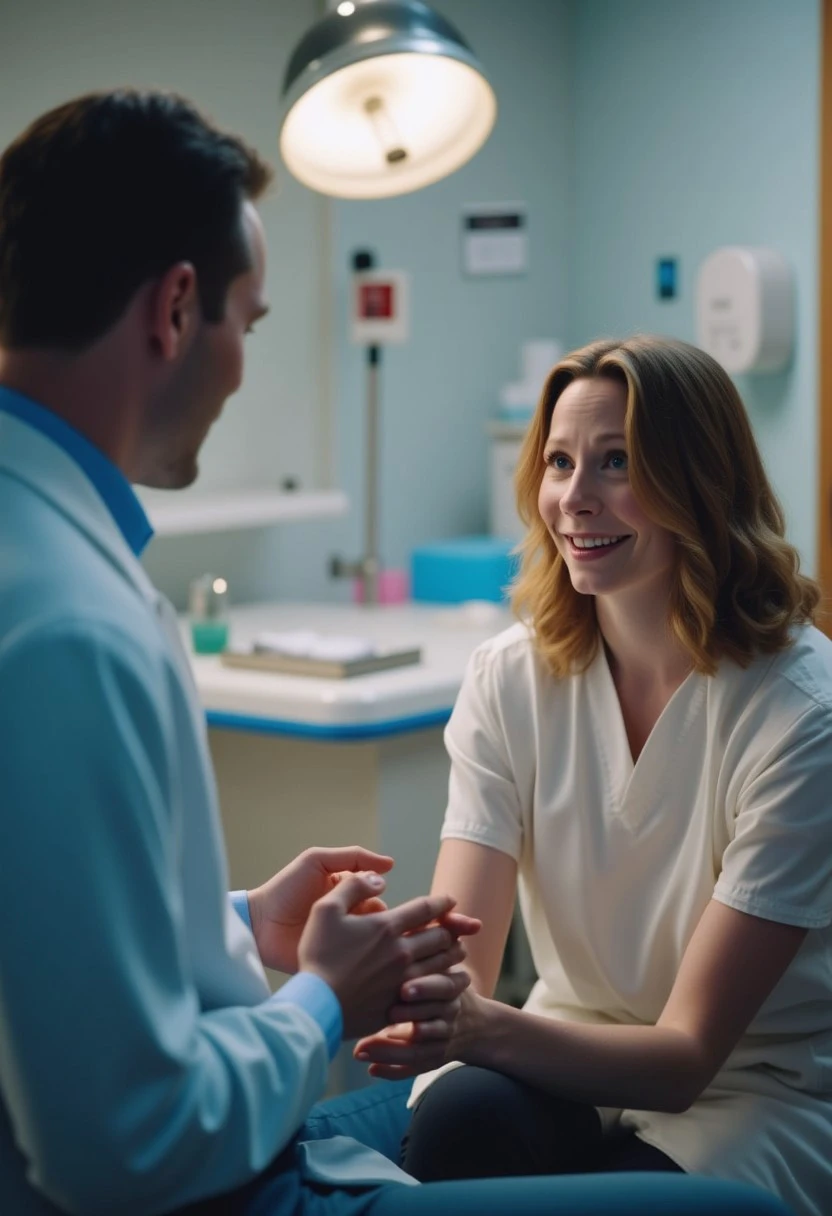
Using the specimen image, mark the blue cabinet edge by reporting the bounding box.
[205,708,452,741]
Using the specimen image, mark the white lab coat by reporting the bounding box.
[0,412,410,1216]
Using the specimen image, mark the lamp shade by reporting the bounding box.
[279,0,497,199]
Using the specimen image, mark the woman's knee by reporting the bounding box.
[402,1066,601,1182]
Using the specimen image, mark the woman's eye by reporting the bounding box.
[545,451,571,470]
[606,451,628,471]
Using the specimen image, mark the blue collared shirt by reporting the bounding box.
[229,891,342,1060]
[0,384,153,557]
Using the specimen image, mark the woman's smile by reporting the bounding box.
[563,533,632,559]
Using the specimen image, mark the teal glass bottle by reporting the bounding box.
[189,574,230,655]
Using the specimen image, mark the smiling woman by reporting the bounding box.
[537,375,676,606]
[513,335,817,679]
[355,335,832,1216]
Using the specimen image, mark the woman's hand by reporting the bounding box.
[247,846,394,973]
[299,882,479,1039]
[353,978,486,1080]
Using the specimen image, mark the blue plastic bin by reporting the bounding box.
[411,536,519,604]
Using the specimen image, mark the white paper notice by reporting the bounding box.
[462,203,528,276]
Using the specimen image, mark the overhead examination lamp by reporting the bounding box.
[278,0,497,199]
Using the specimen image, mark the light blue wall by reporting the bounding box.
[0,0,337,611]
[275,0,572,599]
[135,0,821,606]
[569,0,821,571]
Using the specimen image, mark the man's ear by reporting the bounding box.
[149,262,199,360]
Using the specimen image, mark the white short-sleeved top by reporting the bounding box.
[425,621,832,1216]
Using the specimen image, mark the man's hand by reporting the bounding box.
[353,984,485,1080]
[247,846,394,973]
[297,874,480,1039]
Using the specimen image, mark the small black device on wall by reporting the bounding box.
[657,257,678,300]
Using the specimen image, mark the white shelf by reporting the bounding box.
[486,418,532,441]
[139,488,349,537]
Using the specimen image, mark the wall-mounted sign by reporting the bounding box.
[462,203,528,276]
[351,270,410,344]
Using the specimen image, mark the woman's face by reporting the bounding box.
[538,376,677,606]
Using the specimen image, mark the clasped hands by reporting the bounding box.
[247,846,480,1066]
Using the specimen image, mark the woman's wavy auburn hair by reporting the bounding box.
[511,335,819,678]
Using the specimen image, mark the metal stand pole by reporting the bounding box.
[362,345,381,605]
[330,248,385,606]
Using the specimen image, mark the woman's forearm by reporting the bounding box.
[453,996,711,1114]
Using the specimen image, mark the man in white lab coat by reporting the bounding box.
[0,90,790,1216]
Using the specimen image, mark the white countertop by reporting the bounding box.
[187,601,513,738]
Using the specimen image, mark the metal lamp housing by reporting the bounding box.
[279,0,497,199]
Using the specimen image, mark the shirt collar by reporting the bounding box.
[0,385,153,557]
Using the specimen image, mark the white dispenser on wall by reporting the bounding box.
[488,339,562,540]
[498,339,562,418]
[695,246,794,374]
[488,420,527,540]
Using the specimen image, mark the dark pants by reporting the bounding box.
[403,1065,683,1181]
[171,1077,794,1216]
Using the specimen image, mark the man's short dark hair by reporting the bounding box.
[0,90,273,350]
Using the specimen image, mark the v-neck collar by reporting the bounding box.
[588,643,704,830]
